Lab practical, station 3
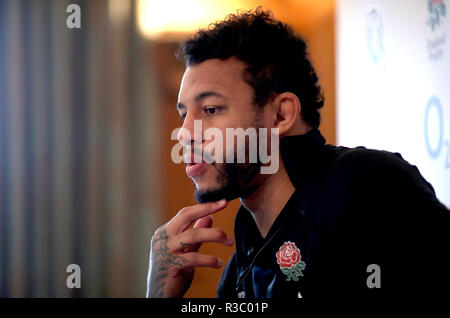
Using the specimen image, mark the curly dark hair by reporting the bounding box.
[176,7,324,128]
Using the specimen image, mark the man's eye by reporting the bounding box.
[205,107,217,115]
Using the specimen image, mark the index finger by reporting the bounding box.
[169,199,228,234]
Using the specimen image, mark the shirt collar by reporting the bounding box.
[234,190,304,266]
[280,128,327,188]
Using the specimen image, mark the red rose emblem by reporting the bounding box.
[276,241,301,269]
[276,241,306,281]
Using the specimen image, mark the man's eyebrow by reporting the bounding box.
[177,90,227,111]
[194,90,226,102]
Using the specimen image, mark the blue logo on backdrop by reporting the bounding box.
[424,96,449,168]
[425,96,444,159]
[366,6,384,63]
[427,0,446,31]
[426,0,447,61]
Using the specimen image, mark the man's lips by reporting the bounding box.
[184,151,215,177]
[186,162,208,177]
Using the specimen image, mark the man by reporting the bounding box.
[147,9,450,298]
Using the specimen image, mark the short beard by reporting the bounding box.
[194,161,261,203]
[194,107,264,204]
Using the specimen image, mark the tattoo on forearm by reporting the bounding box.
[148,228,188,298]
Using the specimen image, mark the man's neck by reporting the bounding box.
[240,159,295,238]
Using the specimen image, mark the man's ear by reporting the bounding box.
[273,92,301,136]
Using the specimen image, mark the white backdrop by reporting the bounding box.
[336,0,450,208]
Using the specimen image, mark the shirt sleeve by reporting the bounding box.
[342,149,450,295]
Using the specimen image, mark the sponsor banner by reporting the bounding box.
[337,0,450,207]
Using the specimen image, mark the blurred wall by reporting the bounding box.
[0,0,161,297]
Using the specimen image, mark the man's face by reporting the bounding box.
[177,57,270,203]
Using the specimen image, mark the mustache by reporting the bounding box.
[183,147,215,164]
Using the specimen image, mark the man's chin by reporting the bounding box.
[194,186,240,204]
[193,162,262,203]
[194,182,257,204]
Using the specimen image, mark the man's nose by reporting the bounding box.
[177,114,202,146]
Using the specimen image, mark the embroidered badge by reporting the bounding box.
[276,241,306,281]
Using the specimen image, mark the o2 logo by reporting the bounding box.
[424,96,450,168]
